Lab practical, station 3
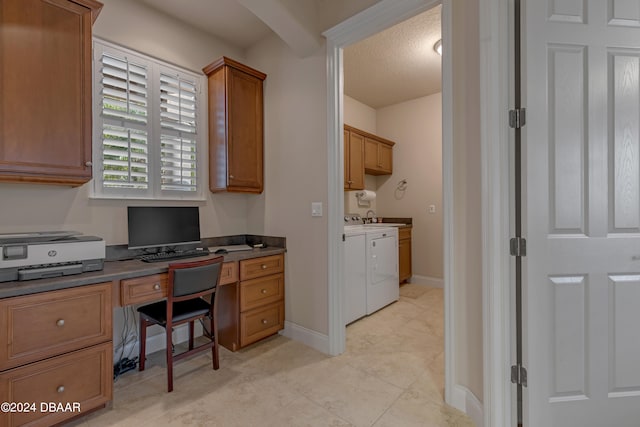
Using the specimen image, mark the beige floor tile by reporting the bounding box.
[301,363,404,427]
[266,396,354,427]
[69,283,474,427]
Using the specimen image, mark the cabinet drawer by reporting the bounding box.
[240,273,284,312]
[121,274,167,306]
[0,283,112,371]
[240,254,284,280]
[0,342,112,427]
[399,226,412,240]
[220,262,238,286]
[240,301,284,347]
[120,262,237,306]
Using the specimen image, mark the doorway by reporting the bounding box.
[323,0,462,417]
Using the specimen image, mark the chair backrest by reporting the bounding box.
[168,256,224,299]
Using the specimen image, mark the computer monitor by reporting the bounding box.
[127,206,201,250]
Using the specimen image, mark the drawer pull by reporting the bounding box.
[153,283,161,290]
[57,385,65,393]
[261,289,267,294]
[56,319,65,327]
[261,264,267,270]
[261,319,268,325]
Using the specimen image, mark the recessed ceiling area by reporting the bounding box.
[134,0,275,49]
[343,5,442,109]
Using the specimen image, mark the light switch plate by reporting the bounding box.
[428,204,436,214]
[311,202,323,217]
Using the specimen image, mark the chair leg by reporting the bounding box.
[211,314,219,370]
[166,327,174,392]
[188,321,194,350]
[139,317,147,371]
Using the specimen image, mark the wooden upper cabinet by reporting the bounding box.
[203,57,267,193]
[364,136,394,175]
[0,0,102,186]
[344,126,364,190]
[345,124,395,177]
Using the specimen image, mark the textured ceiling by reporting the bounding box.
[130,0,439,109]
[343,5,442,109]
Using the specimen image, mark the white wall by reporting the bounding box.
[376,93,443,280]
[245,35,330,337]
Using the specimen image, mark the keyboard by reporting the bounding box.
[139,249,210,263]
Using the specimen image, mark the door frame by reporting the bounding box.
[323,0,512,426]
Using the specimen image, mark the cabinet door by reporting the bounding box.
[364,137,379,170]
[348,131,365,190]
[399,238,412,283]
[0,0,95,185]
[378,143,393,173]
[227,67,263,193]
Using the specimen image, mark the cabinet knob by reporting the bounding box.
[261,319,268,325]
[229,174,235,179]
[85,161,93,167]
[56,319,65,327]
[153,283,161,290]
[347,180,353,184]
[261,264,267,270]
[57,385,65,393]
[261,289,267,294]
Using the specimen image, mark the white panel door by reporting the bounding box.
[525,0,640,425]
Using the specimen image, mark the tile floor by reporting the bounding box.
[71,284,475,427]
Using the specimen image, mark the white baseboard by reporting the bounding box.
[409,275,444,288]
[281,320,329,354]
[452,384,484,427]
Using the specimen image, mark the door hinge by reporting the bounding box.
[511,364,528,387]
[509,108,526,129]
[510,237,526,257]
[342,233,345,242]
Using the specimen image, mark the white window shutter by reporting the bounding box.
[159,72,198,192]
[98,50,150,190]
[92,39,204,200]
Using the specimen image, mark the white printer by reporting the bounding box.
[0,231,105,283]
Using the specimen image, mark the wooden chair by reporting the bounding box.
[137,256,223,392]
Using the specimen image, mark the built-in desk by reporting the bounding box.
[0,240,285,427]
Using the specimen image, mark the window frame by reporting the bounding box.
[91,39,206,201]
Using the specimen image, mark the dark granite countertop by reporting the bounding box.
[362,218,412,228]
[0,236,286,300]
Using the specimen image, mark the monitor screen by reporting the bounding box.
[127,206,201,250]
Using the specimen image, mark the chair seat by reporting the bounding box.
[138,298,210,325]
